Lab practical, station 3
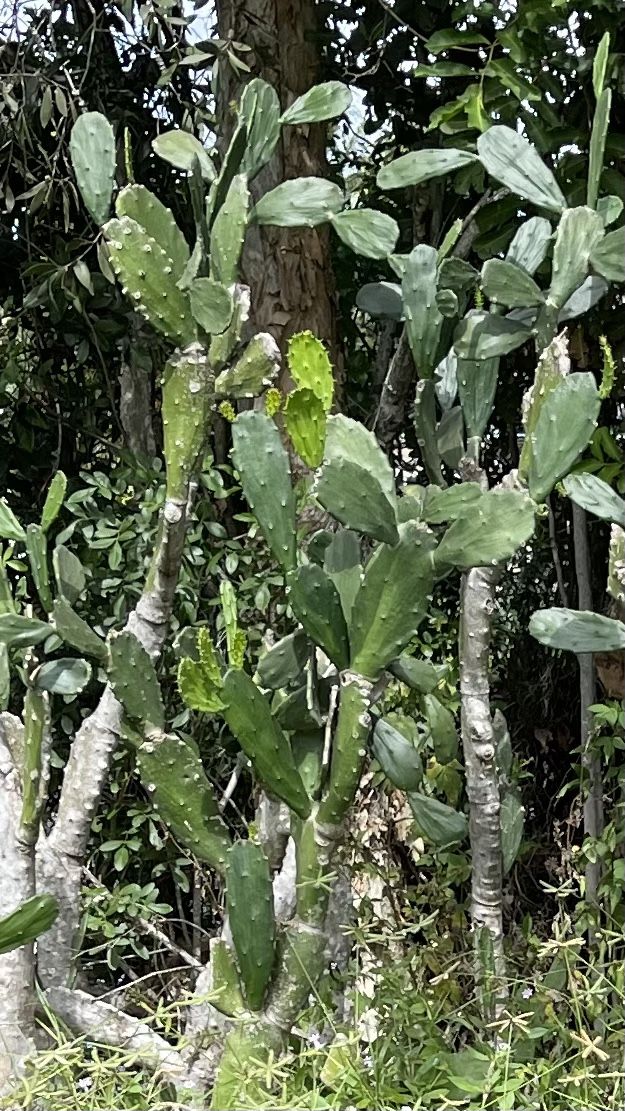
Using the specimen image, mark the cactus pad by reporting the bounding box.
[178,626,224,713]
[457,356,499,442]
[256,630,309,690]
[52,598,108,662]
[210,173,250,286]
[103,216,196,345]
[525,373,600,503]
[209,938,245,1016]
[215,333,280,399]
[0,894,58,956]
[284,388,326,467]
[115,185,190,282]
[402,244,444,377]
[287,564,350,669]
[349,521,436,679]
[435,490,535,570]
[287,331,334,411]
[40,471,67,533]
[231,411,297,571]
[226,840,276,1010]
[221,668,311,818]
[189,278,234,335]
[137,731,232,872]
[529,607,625,652]
[69,112,115,225]
[107,630,164,729]
[25,525,52,612]
[161,344,214,500]
[314,414,399,545]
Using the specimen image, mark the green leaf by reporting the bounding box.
[436,407,464,470]
[413,62,475,78]
[41,472,67,533]
[252,179,344,227]
[593,31,610,99]
[231,411,297,571]
[477,126,566,212]
[587,88,612,210]
[349,522,435,679]
[425,29,489,53]
[69,112,116,225]
[529,608,625,653]
[330,209,399,259]
[280,81,351,125]
[372,718,423,791]
[0,614,51,649]
[454,311,531,360]
[287,564,349,670]
[562,474,625,528]
[485,58,540,102]
[481,259,544,308]
[501,787,524,874]
[506,217,552,276]
[377,148,477,191]
[435,490,535,570]
[408,793,468,846]
[590,225,625,283]
[152,129,215,180]
[33,658,91,696]
[0,500,25,542]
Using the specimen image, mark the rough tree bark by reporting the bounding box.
[216,0,340,379]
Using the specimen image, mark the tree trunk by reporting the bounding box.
[215,0,340,382]
[572,503,603,904]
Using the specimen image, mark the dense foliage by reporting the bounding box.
[0,1,623,1108]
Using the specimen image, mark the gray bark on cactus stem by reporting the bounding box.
[459,564,506,1007]
[0,714,37,1093]
[215,0,341,384]
[36,490,192,988]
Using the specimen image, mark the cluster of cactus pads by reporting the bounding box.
[531,473,625,653]
[2,42,623,1104]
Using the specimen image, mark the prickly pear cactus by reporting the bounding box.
[161,345,214,501]
[103,216,197,346]
[226,840,276,1010]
